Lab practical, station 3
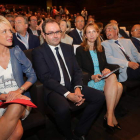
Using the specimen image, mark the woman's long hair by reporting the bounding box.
[81,23,102,52]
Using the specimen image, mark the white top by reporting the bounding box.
[61,34,73,45]
[0,60,18,94]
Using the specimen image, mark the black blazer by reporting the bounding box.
[130,37,140,53]
[69,28,82,45]
[27,28,41,36]
[119,28,130,39]
[13,33,40,51]
[76,46,119,79]
[32,42,83,97]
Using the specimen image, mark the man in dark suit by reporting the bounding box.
[32,19,105,140]
[27,16,41,36]
[130,24,140,53]
[13,15,40,51]
[69,16,85,45]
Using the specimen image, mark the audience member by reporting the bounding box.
[59,6,64,15]
[76,23,123,133]
[27,16,41,36]
[87,17,95,25]
[5,14,16,33]
[69,16,85,45]
[102,23,140,82]
[54,15,62,24]
[59,19,73,45]
[52,6,59,18]
[130,24,140,52]
[32,18,105,140]
[96,22,104,41]
[81,7,88,21]
[109,20,129,39]
[0,15,37,140]
[64,7,69,16]
[13,15,40,51]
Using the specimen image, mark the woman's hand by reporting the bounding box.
[91,74,102,82]
[6,89,30,102]
[102,68,111,76]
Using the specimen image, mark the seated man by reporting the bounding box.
[102,23,140,82]
[27,15,41,36]
[13,15,40,51]
[69,16,85,45]
[109,20,129,39]
[130,24,140,53]
[32,19,105,140]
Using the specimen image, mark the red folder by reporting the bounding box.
[0,99,37,108]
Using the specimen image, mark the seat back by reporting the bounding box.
[23,49,47,114]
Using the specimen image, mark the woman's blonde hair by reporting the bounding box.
[0,15,12,29]
[81,23,102,52]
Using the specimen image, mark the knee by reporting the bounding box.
[117,82,123,92]
[7,104,25,119]
[106,74,117,83]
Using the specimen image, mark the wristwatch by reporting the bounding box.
[19,87,26,92]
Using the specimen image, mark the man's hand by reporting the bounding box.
[91,74,102,82]
[74,88,85,106]
[128,62,139,70]
[66,93,81,103]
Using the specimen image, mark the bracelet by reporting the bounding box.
[19,87,26,92]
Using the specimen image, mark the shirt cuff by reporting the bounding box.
[126,61,129,67]
[74,85,82,90]
[64,91,71,98]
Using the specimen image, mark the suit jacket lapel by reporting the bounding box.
[74,29,82,43]
[43,42,59,70]
[109,40,125,57]
[60,43,72,75]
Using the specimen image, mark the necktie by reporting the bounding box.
[55,47,70,89]
[79,31,83,38]
[114,40,131,61]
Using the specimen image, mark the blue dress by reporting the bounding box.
[88,50,105,91]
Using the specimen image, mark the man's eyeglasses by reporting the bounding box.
[44,30,62,36]
[132,29,140,32]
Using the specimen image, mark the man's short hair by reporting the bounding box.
[75,16,84,23]
[5,14,15,19]
[42,18,59,33]
[104,23,119,32]
[15,15,28,24]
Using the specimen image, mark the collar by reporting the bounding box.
[16,31,28,38]
[48,44,60,52]
[76,28,83,33]
[133,37,140,41]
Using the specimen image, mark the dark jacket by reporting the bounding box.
[13,33,40,51]
[32,42,83,97]
[130,37,140,53]
[76,46,119,79]
[69,28,82,45]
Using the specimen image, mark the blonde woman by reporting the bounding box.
[0,15,36,140]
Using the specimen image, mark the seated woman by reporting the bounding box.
[76,23,123,133]
[0,15,37,140]
[59,19,73,45]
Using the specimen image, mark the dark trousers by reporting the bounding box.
[46,85,105,139]
[127,65,140,80]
